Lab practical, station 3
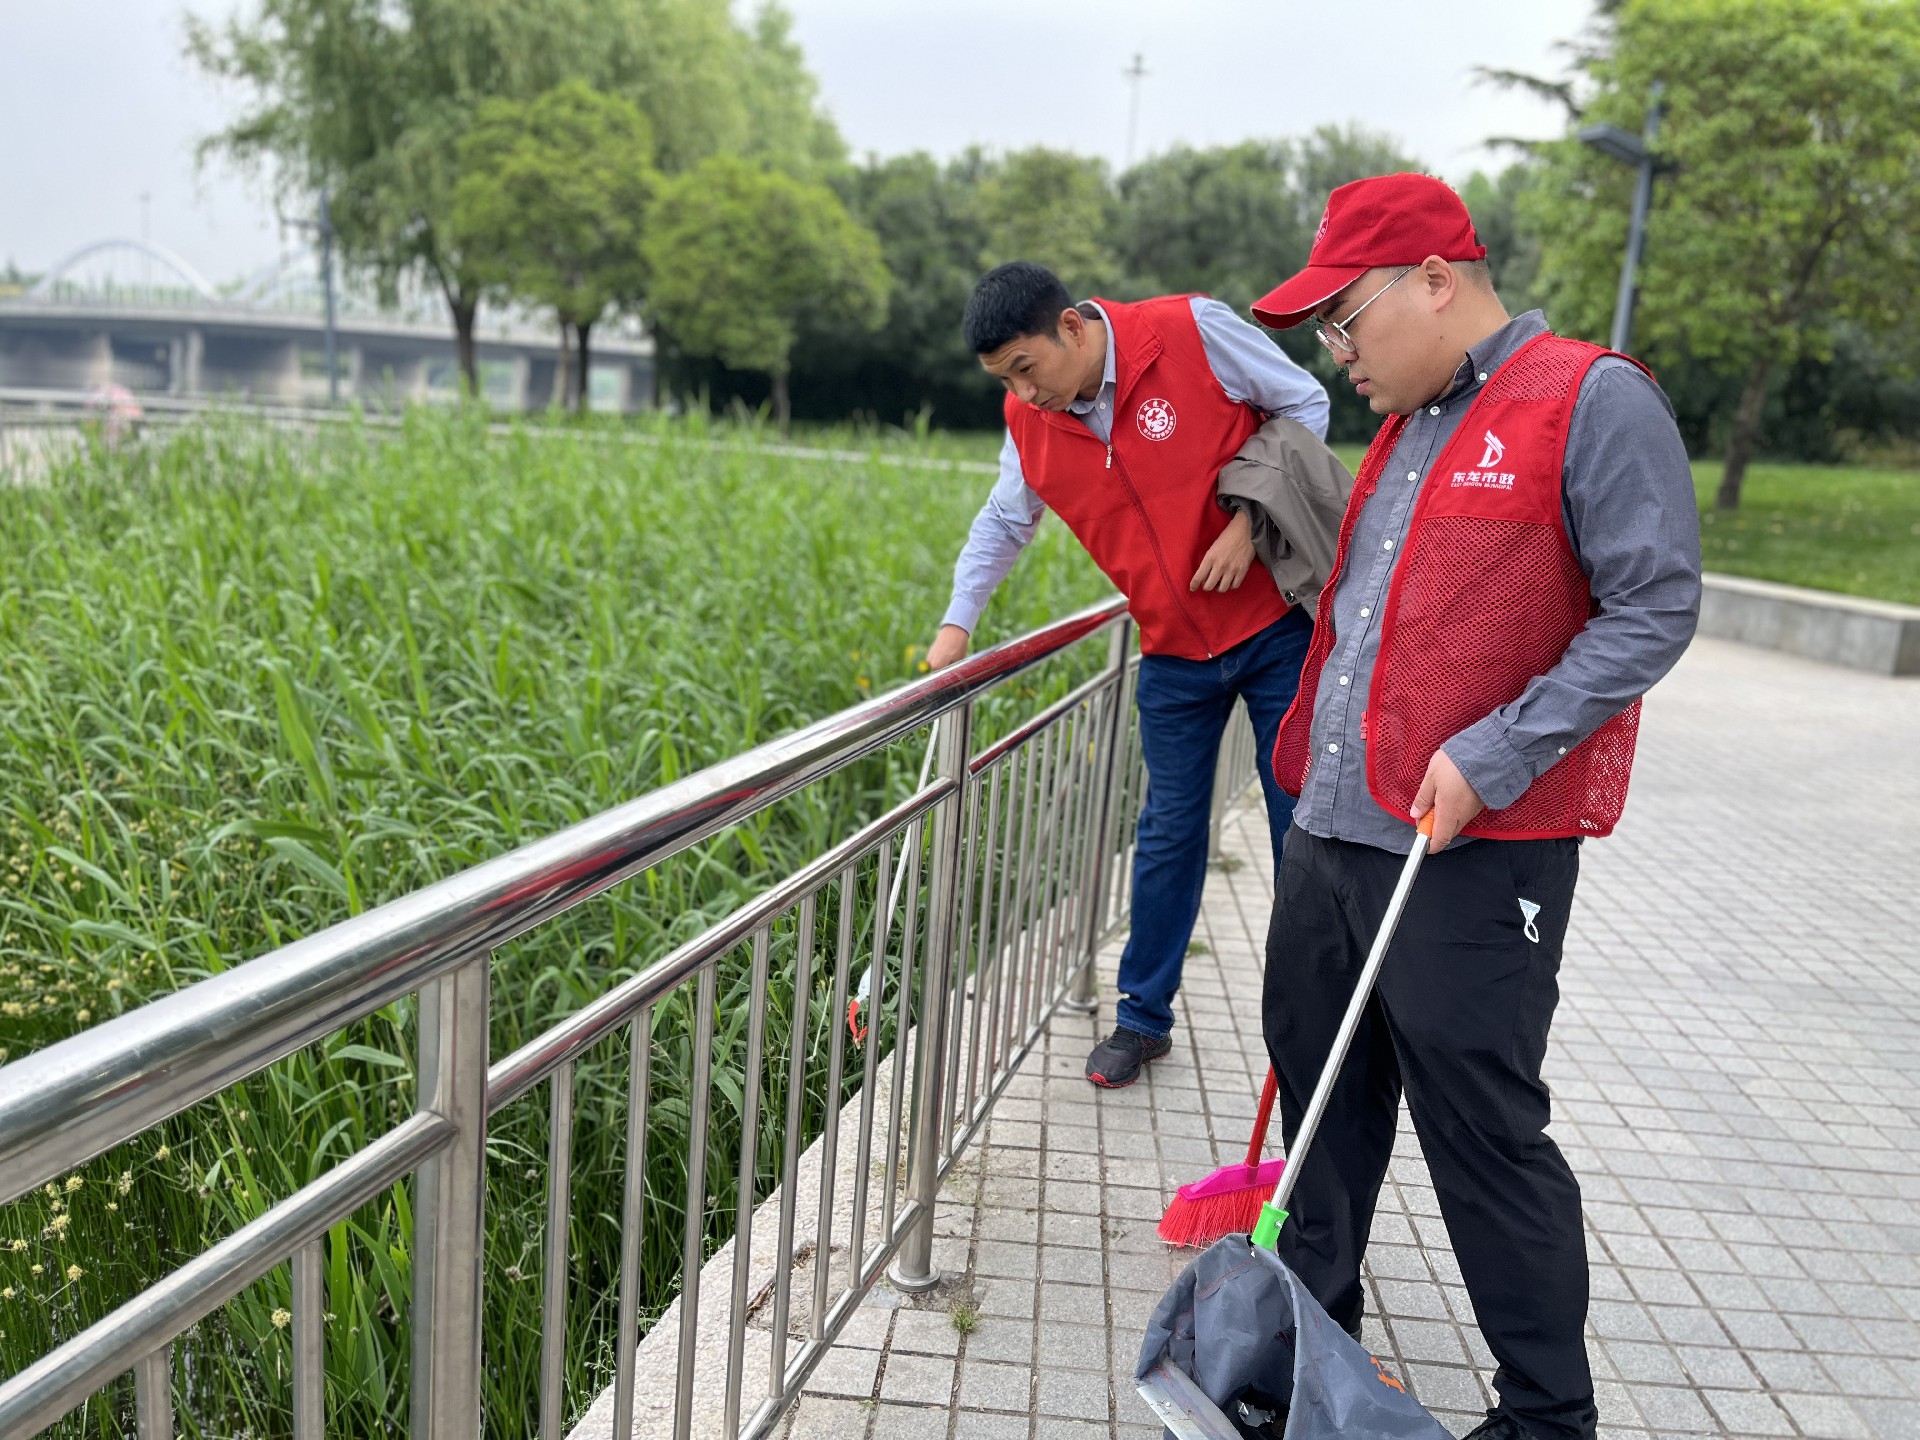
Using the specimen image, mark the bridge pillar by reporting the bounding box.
[168,330,204,397]
[355,349,427,410]
[503,355,530,410]
[524,356,559,411]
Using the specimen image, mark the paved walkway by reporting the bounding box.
[777,638,1920,1439]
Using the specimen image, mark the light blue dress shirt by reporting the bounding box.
[942,297,1331,634]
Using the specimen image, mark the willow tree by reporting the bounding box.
[1524,0,1920,509]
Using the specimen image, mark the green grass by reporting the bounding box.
[0,410,1109,1436]
[1694,461,1920,605]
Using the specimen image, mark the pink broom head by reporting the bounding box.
[1156,1159,1285,1248]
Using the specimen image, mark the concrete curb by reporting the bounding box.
[1697,572,1920,675]
[566,1034,917,1440]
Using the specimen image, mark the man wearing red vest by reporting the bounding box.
[1249,175,1701,1440]
[927,261,1331,1088]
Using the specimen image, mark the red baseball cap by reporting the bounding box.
[1252,173,1488,329]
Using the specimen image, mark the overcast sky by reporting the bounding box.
[0,0,1595,286]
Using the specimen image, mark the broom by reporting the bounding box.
[1157,1066,1284,1247]
[1163,812,1439,1250]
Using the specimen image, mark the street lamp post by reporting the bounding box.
[318,189,341,407]
[1578,82,1666,356]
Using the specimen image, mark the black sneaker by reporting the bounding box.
[1461,1414,1528,1440]
[1084,1026,1172,1088]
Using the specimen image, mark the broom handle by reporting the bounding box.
[1266,814,1433,1223]
[1243,1068,1278,1169]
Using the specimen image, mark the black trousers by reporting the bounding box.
[1262,828,1596,1440]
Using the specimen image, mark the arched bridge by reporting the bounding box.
[2,238,653,411]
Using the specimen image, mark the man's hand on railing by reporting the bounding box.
[927,624,970,670]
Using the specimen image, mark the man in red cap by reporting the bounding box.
[1250,174,1702,1440]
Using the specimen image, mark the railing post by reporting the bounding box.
[1067,621,1132,1012]
[888,703,974,1292]
[411,954,491,1440]
[1209,698,1260,862]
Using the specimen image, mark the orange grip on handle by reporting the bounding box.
[1416,812,1435,838]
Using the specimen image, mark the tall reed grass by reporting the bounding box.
[0,409,1109,1436]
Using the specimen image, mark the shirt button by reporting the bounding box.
[1405,470,1418,482]
[1327,743,1340,754]
[1382,539,1394,550]
[1558,746,1568,755]
[1359,606,1372,618]
[1478,372,1489,383]
[1338,675,1350,685]
[1428,405,1441,416]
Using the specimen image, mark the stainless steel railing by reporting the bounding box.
[0,597,1178,1440]
[1210,698,1261,862]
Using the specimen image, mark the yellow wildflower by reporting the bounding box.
[74,1010,89,1024]
[65,1265,82,1282]
[155,1145,169,1161]
[271,1308,291,1329]
[64,1176,83,1193]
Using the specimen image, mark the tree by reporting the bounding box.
[735,4,847,180]
[1459,165,1542,313]
[643,156,891,429]
[795,152,999,427]
[1112,142,1303,312]
[975,148,1119,300]
[187,0,841,392]
[453,81,656,411]
[1523,0,1920,508]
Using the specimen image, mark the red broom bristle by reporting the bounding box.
[1157,1184,1269,1247]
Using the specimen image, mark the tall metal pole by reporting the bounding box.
[1123,54,1148,170]
[319,190,340,405]
[888,702,975,1291]
[1608,84,1664,356]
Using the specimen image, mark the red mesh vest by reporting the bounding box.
[1273,333,1644,840]
[1005,296,1287,659]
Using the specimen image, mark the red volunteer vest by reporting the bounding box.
[1273,333,1644,840]
[1005,296,1286,659]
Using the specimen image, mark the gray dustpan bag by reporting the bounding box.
[1136,1235,1451,1439]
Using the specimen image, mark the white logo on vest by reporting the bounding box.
[1136,398,1177,441]
[1453,429,1516,490]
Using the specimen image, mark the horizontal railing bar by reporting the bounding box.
[967,667,1116,776]
[486,776,955,1115]
[0,598,1125,1206]
[0,1110,453,1437]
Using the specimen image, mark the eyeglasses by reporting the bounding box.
[1314,267,1414,358]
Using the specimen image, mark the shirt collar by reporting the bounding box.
[1439,309,1550,403]
[1068,300,1116,416]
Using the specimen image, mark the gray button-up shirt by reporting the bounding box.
[1296,310,1703,851]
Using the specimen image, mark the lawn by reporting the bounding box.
[0,411,1109,1437]
[1693,461,1920,606]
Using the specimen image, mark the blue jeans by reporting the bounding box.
[1115,608,1314,1039]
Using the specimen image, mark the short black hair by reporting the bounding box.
[963,262,1071,354]
[1454,258,1495,291]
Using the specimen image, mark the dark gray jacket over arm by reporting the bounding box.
[1214,415,1355,619]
